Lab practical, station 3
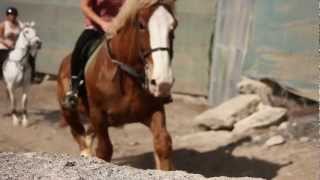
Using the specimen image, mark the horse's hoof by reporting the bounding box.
[12,117,20,126]
[22,120,29,128]
[80,149,92,157]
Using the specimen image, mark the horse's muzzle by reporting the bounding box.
[149,79,174,98]
[36,40,42,49]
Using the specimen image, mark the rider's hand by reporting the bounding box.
[100,21,112,33]
[100,21,117,38]
[3,40,14,49]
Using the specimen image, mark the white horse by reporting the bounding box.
[2,22,41,127]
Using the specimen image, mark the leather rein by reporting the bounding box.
[105,35,172,88]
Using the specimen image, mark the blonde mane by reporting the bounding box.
[108,0,176,37]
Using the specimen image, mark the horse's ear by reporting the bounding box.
[20,22,26,29]
[30,21,35,27]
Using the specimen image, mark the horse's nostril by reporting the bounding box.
[150,79,156,86]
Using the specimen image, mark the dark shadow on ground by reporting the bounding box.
[29,109,60,125]
[2,109,61,127]
[114,138,289,179]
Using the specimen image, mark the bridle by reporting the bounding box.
[9,27,38,67]
[21,27,40,54]
[106,3,175,88]
[138,2,175,63]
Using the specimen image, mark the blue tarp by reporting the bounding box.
[243,0,318,101]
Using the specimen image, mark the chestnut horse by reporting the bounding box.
[57,2,177,170]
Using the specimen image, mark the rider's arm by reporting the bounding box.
[0,23,6,45]
[80,0,110,32]
[108,0,143,36]
[0,22,10,48]
[108,0,160,37]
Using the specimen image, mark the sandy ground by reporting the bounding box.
[0,81,318,180]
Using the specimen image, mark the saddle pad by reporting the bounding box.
[84,39,104,74]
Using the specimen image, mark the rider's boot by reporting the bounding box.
[29,55,37,83]
[63,76,79,110]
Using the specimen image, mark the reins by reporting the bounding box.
[105,37,146,86]
[7,30,32,68]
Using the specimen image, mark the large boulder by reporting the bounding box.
[237,77,272,105]
[233,105,287,134]
[264,135,286,147]
[194,95,261,130]
[0,152,265,180]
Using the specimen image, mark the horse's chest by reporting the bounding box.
[106,96,150,124]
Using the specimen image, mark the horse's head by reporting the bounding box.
[133,2,177,98]
[20,22,42,52]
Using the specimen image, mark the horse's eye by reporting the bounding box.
[136,19,147,31]
[139,22,146,30]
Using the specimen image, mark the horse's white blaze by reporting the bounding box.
[148,6,174,96]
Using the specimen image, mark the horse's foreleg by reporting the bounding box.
[145,108,174,170]
[90,107,113,161]
[62,109,90,156]
[21,72,32,127]
[7,85,19,126]
[85,124,96,156]
[21,92,29,127]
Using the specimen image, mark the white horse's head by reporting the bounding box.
[20,22,42,55]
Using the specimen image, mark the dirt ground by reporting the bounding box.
[0,81,318,180]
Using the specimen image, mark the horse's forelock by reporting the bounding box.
[22,21,36,29]
[118,0,176,28]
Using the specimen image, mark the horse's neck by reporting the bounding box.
[8,33,29,61]
[111,28,140,65]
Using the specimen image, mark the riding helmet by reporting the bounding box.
[5,7,18,16]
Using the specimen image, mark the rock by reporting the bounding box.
[172,94,207,105]
[265,135,285,147]
[0,152,265,180]
[252,135,262,143]
[299,137,310,143]
[237,77,272,105]
[194,95,261,130]
[278,122,289,130]
[175,131,235,152]
[233,105,287,134]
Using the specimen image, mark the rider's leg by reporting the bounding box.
[0,49,10,79]
[28,55,36,82]
[64,29,103,108]
[71,29,103,91]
